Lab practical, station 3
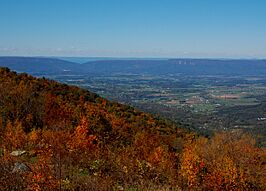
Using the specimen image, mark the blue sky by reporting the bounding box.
[0,0,266,58]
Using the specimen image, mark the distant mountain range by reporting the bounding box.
[0,57,81,75]
[1,56,266,76]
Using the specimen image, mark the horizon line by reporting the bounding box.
[0,55,265,60]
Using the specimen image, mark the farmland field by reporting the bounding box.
[46,73,266,146]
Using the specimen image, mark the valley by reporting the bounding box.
[45,71,266,146]
[1,57,266,145]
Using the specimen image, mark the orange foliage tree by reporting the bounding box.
[180,132,266,190]
[2,121,27,152]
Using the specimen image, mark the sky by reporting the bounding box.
[0,0,266,58]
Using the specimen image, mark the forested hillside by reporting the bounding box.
[0,68,265,190]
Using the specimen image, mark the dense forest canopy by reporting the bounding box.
[0,67,265,190]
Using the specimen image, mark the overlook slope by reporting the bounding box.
[0,67,265,190]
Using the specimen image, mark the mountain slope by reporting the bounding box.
[0,67,265,191]
[83,59,266,75]
[0,56,83,74]
[0,67,186,190]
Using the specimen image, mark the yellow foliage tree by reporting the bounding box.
[2,121,27,152]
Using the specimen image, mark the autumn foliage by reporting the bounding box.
[0,68,265,190]
[179,132,266,190]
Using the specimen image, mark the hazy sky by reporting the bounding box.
[1,0,266,58]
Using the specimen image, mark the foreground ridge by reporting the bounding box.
[0,67,265,190]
